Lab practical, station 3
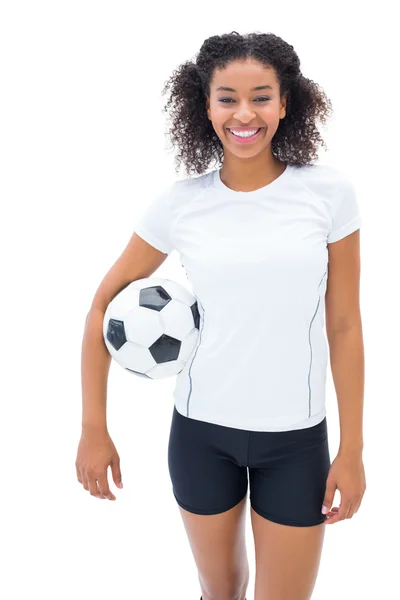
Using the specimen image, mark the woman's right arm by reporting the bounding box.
[76,231,170,500]
[81,307,112,432]
[80,231,170,432]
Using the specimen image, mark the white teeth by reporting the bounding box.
[229,128,260,138]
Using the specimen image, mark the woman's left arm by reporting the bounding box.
[323,229,367,524]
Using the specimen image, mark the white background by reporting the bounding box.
[1,1,399,598]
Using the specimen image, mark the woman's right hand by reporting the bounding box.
[75,427,123,501]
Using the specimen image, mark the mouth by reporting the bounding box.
[226,127,264,144]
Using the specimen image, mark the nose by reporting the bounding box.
[232,105,257,121]
[233,100,257,124]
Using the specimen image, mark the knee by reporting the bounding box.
[201,576,249,600]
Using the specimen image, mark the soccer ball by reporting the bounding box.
[103,277,201,379]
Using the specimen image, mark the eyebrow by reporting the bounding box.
[216,85,273,92]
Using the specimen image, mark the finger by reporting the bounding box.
[338,500,351,521]
[82,474,89,492]
[326,501,350,524]
[345,503,354,519]
[340,500,351,519]
[110,456,123,489]
[322,480,337,515]
[325,512,341,524]
[76,466,82,484]
[357,489,366,510]
[88,477,103,499]
[97,475,116,501]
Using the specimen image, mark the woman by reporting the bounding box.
[76,31,366,600]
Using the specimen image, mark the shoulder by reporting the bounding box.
[291,164,356,209]
[168,170,215,208]
[291,163,352,186]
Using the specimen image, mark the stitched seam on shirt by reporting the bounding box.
[186,297,205,417]
[308,269,327,417]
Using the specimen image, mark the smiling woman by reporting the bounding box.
[161,31,332,180]
[78,29,365,600]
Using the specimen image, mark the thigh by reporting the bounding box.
[249,417,331,527]
[180,497,250,600]
[249,418,330,600]
[168,405,248,515]
[167,406,250,599]
[250,510,326,600]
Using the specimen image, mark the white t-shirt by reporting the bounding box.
[134,163,362,431]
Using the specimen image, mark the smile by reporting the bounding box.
[227,128,264,144]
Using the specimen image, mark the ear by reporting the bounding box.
[280,95,287,119]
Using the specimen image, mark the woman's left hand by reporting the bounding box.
[321,452,366,524]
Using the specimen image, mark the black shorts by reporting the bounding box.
[168,405,331,527]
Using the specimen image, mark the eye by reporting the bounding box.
[219,97,271,103]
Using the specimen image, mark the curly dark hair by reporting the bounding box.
[161,31,333,177]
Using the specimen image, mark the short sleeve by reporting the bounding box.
[327,174,362,244]
[134,183,175,255]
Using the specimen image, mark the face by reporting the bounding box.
[206,59,287,158]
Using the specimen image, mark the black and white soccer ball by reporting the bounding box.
[103,277,201,379]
